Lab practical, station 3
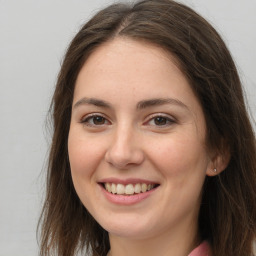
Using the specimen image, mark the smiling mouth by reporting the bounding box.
[102,183,159,195]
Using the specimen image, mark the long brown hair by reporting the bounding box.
[38,0,256,255]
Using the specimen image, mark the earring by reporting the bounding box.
[213,168,217,173]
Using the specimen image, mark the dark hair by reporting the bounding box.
[38,0,256,255]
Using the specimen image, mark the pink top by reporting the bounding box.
[188,241,211,256]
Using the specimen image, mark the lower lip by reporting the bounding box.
[100,185,158,205]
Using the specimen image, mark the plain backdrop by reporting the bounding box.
[0,0,255,255]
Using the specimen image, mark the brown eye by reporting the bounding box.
[146,114,175,128]
[154,116,168,126]
[92,116,106,125]
[81,114,110,126]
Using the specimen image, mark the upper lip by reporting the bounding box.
[98,177,160,185]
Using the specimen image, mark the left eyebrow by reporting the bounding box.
[136,98,189,110]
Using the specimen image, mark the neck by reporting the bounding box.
[108,222,200,256]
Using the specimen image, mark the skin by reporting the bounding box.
[68,38,219,256]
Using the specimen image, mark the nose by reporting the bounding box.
[105,126,145,169]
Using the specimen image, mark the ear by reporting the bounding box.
[206,148,230,177]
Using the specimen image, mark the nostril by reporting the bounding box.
[104,145,145,169]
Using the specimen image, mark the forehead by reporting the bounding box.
[74,38,191,100]
[81,38,178,72]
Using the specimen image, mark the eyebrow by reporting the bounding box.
[73,97,111,109]
[73,97,188,110]
[136,98,188,110]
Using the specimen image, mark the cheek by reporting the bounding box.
[68,133,104,208]
[151,136,208,214]
[68,133,104,180]
[148,134,209,177]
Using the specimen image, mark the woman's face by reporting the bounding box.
[68,38,214,241]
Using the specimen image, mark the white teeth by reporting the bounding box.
[134,183,141,193]
[111,183,117,194]
[104,182,156,195]
[116,184,125,194]
[141,183,147,193]
[106,183,111,192]
[125,184,134,195]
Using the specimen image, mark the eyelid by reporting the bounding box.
[144,113,176,126]
[80,113,111,126]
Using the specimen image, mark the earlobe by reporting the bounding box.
[206,150,230,177]
[206,166,218,177]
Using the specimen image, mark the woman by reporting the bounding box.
[38,0,256,255]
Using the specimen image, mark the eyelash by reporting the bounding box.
[145,114,176,127]
[80,113,176,128]
[80,114,110,127]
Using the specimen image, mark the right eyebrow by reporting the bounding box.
[73,97,111,109]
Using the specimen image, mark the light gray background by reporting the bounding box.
[0,0,255,255]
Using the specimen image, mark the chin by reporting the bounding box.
[96,214,156,239]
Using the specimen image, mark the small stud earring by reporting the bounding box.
[213,168,217,173]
